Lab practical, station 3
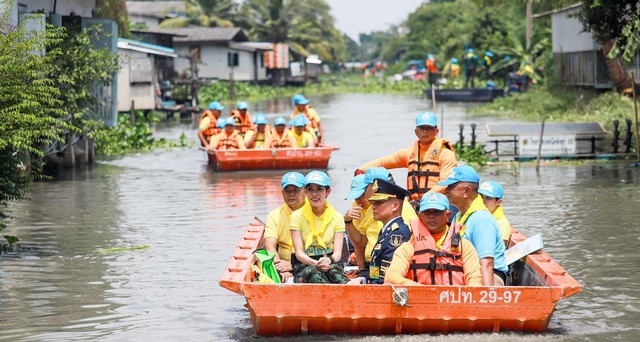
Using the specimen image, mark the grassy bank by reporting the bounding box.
[475,86,637,130]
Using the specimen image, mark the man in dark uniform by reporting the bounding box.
[368,178,413,284]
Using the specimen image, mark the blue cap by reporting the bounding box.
[274,117,287,126]
[237,101,248,110]
[451,57,458,63]
[419,192,449,211]
[217,119,225,129]
[292,94,305,104]
[305,170,330,187]
[209,101,225,110]
[415,112,437,127]
[478,180,504,199]
[427,54,434,60]
[254,113,267,125]
[296,97,310,105]
[467,48,474,53]
[436,165,480,186]
[364,167,392,185]
[223,117,236,126]
[281,172,306,188]
[292,114,308,127]
[345,175,367,200]
[485,51,494,57]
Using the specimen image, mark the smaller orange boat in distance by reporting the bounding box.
[207,146,339,171]
[219,220,582,337]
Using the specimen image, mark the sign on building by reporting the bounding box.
[519,135,577,155]
[264,43,289,69]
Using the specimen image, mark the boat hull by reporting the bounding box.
[424,88,505,102]
[207,147,337,171]
[219,221,581,336]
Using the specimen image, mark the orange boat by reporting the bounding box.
[219,221,581,336]
[207,146,338,171]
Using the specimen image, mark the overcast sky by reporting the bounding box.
[325,0,426,41]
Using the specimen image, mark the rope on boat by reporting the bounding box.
[388,283,411,307]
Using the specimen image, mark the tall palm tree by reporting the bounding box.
[159,0,236,28]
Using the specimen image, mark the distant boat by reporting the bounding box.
[219,220,582,336]
[206,146,339,171]
[424,87,505,102]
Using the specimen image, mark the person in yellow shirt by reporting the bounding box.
[264,172,307,282]
[291,95,323,143]
[385,192,482,286]
[290,170,349,284]
[244,113,271,149]
[357,112,457,202]
[344,167,417,279]
[478,180,513,247]
[288,114,316,148]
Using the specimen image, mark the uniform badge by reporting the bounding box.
[372,180,379,192]
[390,234,402,247]
[432,148,438,157]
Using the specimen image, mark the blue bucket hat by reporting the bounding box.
[292,114,308,127]
[436,165,480,187]
[223,117,236,126]
[478,180,504,199]
[419,192,449,212]
[305,170,330,187]
[236,101,248,110]
[254,113,268,125]
[485,51,494,57]
[281,172,306,189]
[274,117,287,126]
[451,57,458,63]
[427,54,434,60]
[364,167,392,185]
[415,112,437,127]
[292,93,305,104]
[467,48,474,53]
[209,101,225,111]
[345,175,367,200]
[296,97,310,105]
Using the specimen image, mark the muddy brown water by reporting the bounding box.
[2,93,639,341]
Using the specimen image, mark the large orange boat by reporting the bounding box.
[219,220,582,336]
[207,146,339,171]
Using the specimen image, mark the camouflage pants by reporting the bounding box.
[293,262,349,284]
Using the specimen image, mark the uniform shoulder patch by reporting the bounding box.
[390,234,403,248]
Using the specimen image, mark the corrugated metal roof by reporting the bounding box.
[118,38,177,57]
[229,42,274,52]
[485,122,606,136]
[154,27,249,43]
[126,1,185,18]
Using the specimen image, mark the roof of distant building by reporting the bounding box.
[150,27,249,43]
[118,38,177,58]
[126,1,185,19]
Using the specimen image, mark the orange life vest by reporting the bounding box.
[199,110,220,143]
[230,110,254,135]
[407,218,465,285]
[269,130,293,148]
[291,106,320,130]
[426,59,437,73]
[407,138,454,201]
[214,130,242,150]
[246,127,271,149]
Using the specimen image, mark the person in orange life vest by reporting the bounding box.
[210,117,246,150]
[357,112,457,202]
[264,117,296,148]
[478,180,512,247]
[244,113,271,149]
[366,178,413,284]
[264,172,307,282]
[290,171,350,284]
[385,192,482,286]
[344,167,418,279]
[229,101,254,137]
[198,101,224,149]
[291,96,323,144]
[437,165,507,286]
[289,114,316,148]
[426,54,438,86]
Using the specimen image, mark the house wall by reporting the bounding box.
[117,49,157,111]
[551,8,598,53]
[129,14,160,29]
[173,43,267,81]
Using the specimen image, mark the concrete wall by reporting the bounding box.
[173,43,267,81]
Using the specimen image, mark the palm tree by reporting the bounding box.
[159,0,236,28]
[490,30,551,83]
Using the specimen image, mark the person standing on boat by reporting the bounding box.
[264,172,307,282]
[264,117,296,148]
[290,95,323,144]
[356,112,457,202]
[480,51,494,80]
[367,178,413,284]
[230,101,254,137]
[244,113,271,149]
[289,115,316,148]
[197,101,224,150]
[478,180,513,247]
[463,48,478,88]
[385,192,482,286]
[290,171,350,284]
[210,118,246,150]
[344,168,417,279]
[437,165,507,286]
[425,54,438,87]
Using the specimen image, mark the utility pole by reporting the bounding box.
[526,0,533,49]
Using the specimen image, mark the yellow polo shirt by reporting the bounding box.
[290,201,345,257]
[264,203,295,261]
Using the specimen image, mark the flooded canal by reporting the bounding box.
[2,93,640,341]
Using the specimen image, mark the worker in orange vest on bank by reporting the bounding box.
[230,101,254,137]
[198,101,224,149]
[426,54,438,86]
[210,117,246,150]
[290,95,323,145]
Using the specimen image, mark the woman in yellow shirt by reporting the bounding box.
[290,170,349,283]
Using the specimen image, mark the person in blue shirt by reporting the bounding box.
[367,178,413,284]
[436,165,508,286]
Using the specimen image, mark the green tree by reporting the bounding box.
[0,14,72,231]
[490,29,552,83]
[95,0,131,37]
[159,0,236,28]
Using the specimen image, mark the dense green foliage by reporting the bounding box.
[92,112,189,156]
[158,0,236,28]
[95,0,131,37]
